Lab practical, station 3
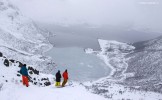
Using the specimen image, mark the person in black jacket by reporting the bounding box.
[55,70,61,86]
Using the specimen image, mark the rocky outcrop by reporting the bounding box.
[0,52,54,87]
[0,52,2,57]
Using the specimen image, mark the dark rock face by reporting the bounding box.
[0,52,2,57]
[28,66,39,75]
[29,71,33,75]
[34,82,37,85]
[9,59,15,63]
[44,82,51,86]
[17,74,21,77]
[41,78,49,81]
[33,78,36,80]
[17,61,23,68]
[4,59,9,67]
[28,76,51,87]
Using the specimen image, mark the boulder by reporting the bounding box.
[17,74,21,77]
[0,52,2,57]
[44,82,51,86]
[16,61,23,67]
[9,59,15,63]
[28,66,39,75]
[4,59,9,67]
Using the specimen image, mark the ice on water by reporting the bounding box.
[45,47,111,82]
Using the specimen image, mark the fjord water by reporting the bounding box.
[45,47,111,82]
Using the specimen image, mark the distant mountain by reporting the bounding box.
[0,0,55,73]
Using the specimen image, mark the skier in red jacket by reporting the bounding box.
[62,69,68,87]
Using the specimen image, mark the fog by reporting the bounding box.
[11,0,162,32]
[11,0,162,43]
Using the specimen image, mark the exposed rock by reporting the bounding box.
[4,59,9,67]
[29,71,33,75]
[16,61,23,68]
[9,59,15,63]
[44,82,51,86]
[0,52,2,57]
[28,66,39,75]
[17,74,21,77]
[41,78,49,81]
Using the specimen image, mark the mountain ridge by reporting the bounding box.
[0,0,55,73]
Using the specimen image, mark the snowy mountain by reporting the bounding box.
[0,44,161,100]
[123,36,162,93]
[0,1,106,100]
[1,0,162,99]
[0,0,55,73]
[85,39,162,99]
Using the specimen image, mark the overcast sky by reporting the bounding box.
[11,0,162,33]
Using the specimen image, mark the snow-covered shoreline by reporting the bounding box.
[85,39,135,80]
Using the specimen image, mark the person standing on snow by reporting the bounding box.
[20,64,29,87]
[55,70,61,86]
[62,69,68,87]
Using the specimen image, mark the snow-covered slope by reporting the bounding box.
[85,39,162,99]
[123,36,162,93]
[0,54,54,87]
[0,0,54,72]
[0,53,107,100]
[0,0,51,53]
[85,78,162,100]
[0,83,107,100]
[1,52,162,100]
[86,39,135,80]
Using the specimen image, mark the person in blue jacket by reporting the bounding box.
[20,64,29,87]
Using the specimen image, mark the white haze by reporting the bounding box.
[11,0,162,33]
